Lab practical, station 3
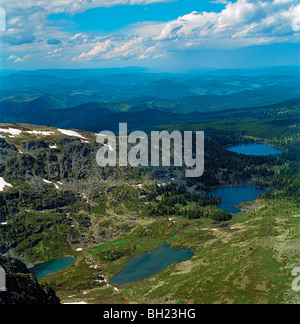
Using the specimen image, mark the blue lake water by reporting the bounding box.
[210,185,266,214]
[226,143,282,156]
[30,257,77,280]
[110,244,194,286]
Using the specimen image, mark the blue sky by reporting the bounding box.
[0,0,299,71]
[48,0,229,32]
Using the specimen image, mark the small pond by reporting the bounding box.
[226,143,282,156]
[30,257,77,280]
[110,244,194,286]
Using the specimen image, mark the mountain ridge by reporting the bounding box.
[1,97,298,133]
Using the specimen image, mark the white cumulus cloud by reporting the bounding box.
[7,54,32,63]
[74,39,112,60]
[152,0,300,49]
[291,4,300,32]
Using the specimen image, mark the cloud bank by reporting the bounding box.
[153,0,299,48]
[0,0,299,67]
[1,0,175,14]
[73,0,300,62]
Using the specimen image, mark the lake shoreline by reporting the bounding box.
[210,185,266,214]
[30,256,77,280]
[224,141,283,151]
[110,244,194,286]
[225,142,283,156]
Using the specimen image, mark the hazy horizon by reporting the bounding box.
[1,64,300,75]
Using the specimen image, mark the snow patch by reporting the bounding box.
[26,130,54,136]
[58,129,86,139]
[63,302,87,305]
[97,133,111,137]
[43,179,52,184]
[0,177,12,191]
[89,265,99,269]
[0,128,22,137]
[43,179,60,190]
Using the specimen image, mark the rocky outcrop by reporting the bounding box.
[0,139,18,163]
[21,140,49,152]
[0,255,60,304]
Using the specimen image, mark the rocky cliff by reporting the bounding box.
[0,255,60,304]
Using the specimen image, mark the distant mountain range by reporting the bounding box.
[0,67,299,132]
[1,67,299,100]
[1,97,299,133]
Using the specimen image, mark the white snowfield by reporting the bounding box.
[26,130,54,136]
[49,144,58,149]
[0,128,22,137]
[0,127,90,142]
[57,129,86,139]
[0,177,13,191]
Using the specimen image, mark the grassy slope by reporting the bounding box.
[41,198,300,305]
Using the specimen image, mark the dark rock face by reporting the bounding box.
[0,139,18,163]
[21,140,49,152]
[0,255,60,304]
[0,195,8,220]
[0,134,146,264]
